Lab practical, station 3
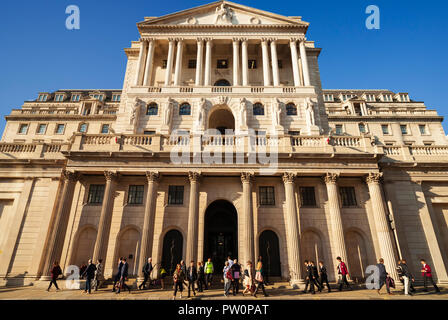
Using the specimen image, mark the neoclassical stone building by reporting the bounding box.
[1,1,448,287]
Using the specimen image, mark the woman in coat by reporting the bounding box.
[173,264,185,299]
[47,261,62,291]
[243,261,255,296]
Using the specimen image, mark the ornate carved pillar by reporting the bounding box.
[366,173,399,281]
[270,40,280,86]
[241,172,255,264]
[195,39,204,86]
[143,39,155,86]
[232,39,240,86]
[173,39,184,86]
[241,39,249,86]
[298,38,311,86]
[289,39,301,87]
[40,170,79,279]
[204,39,213,86]
[164,39,175,86]
[324,173,348,264]
[137,172,160,280]
[282,172,304,287]
[261,39,272,86]
[135,40,148,86]
[92,171,118,264]
[186,172,201,263]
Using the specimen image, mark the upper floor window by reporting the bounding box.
[248,59,257,69]
[342,94,353,101]
[179,103,191,116]
[300,187,317,207]
[365,94,375,102]
[18,124,29,134]
[144,130,156,135]
[71,94,81,102]
[112,94,121,102]
[335,124,343,135]
[168,186,184,205]
[286,103,297,116]
[162,60,167,69]
[358,123,366,134]
[92,94,104,101]
[400,124,408,135]
[259,186,275,206]
[55,94,65,102]
[253,103,264,116]
[382,94,392,102]
[217,59,228,69]
[37,124,47,134]
[188,60,197,69]
[79,123,88,133]
[339,187,357,207]
[277,60,283,69]
[399,94,409,102]
[323,94,334,102]
[38,94,48,102]
[354,104,363,116]
[146,103,158,116]
[101,124,110,134]
[381,124,390,135]
[128,185,144,205]
[55,124,65,134]
[419,125,427,135]
[88,184,105,204]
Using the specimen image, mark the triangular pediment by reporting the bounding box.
[138,1,308,27]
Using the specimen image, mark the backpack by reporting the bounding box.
[226,269,233,280]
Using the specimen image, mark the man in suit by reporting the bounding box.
[336,257,352,291]
[197,261,205,292]
[186,261,197,298]
[117,258,131,294]
[377,258,392,295]
[399,259,414,296]
[82,259,97,294]
[318,261,331,292]
[139,257,153,290]
[112,257,123,292]
[302,260,315,294]
[310,261,322,292]
[420,259,440,293]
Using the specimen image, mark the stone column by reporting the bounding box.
[92,171,118,263]
[324,173,348,264]
[164,39,175,86]
[261,39,272,86]
[137,172,160,280]
[241,39,249,86]
[143,39,155,86]
[40,171,78,279]
[173,39,184,86]
[270,40,280,86]
[204,39,212,86]
[298,38,311,86]
[282,173,304,287]
[232,39,240,86]
[135,40,148,86]
[241,173,254,264]
[186,172,201,263]
[195,39,204,86]
[289,39,301,87]
[366,173,399,281]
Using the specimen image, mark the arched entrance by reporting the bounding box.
[116,227,141,276]
[345,230,369,283]
[161,229,183,276]
[208,107,235,134]
[259,230,281,278]
[204,200,238,273]
[72,226,97,267]
[214,79,231,86]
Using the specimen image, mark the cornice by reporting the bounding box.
[5,115,117,121]
[327,115,443,122]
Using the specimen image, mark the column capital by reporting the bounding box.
[324,172,339,184]
[289,38,298,45]
[146,171,160,183]
[188,171,202,183]
[270,39,278,45]
[62,170,79,182]
[282,172,296,184]
[104,171,118,181]
[232,37,240,43]
[261,38,269,44]
[241,172,254,184]
[196,37,205,43]
[298,35,307,43]
[176,38,184,43]
[167,38,176,43]
[142,37,155,43]
[366,172,383,184]
[241,38,248,43]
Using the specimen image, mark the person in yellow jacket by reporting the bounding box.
[204,258,214,289]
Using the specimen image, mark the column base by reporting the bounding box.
[289,278,305,289]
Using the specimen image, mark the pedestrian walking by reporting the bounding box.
[159,264,167,289]
[420,259,440,293]
[93,259,103,291]
[204,258,214,289]
[116,258,131,294]
[173,264,185,299]
[254,260,268,297]
[197,261,205,292]
[47,261,62,291]
[227,256,234,267]
[376,258,392,295]
[336,257,351,291]
[310,261,322,292]
[397,259,415,293]
[398,259,414,296]
[318,261,331,292]
[302,260,314,294]
[243,261,255,296]
[82,259,97,294]
[139,257,153,290]
[223,261,232,297]
[112,257,124,292]
[230,259,241,295]
[186,261,197,298]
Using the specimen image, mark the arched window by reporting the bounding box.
[253,103,264,116]
[146,102,158,116]
[214,79,231,86]
[179,103,191,115]
[286,103,297,116]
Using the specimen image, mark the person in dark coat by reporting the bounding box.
[318,261,331,292]
[82,259,97,294]
[197,261,205,292]
[310,261,322,292]
[112,257,124,292]
[376,258,391,295]
[186,261,197,298]
[420,259,440,293]
[302,260,315,294]
[47,261,62,291]
[117,258,131,294]
[398,259,414,296]
[180,260,188,289]
[230,259,242,295]
[139,257,153,290]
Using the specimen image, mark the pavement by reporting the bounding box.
[0,282,446,300]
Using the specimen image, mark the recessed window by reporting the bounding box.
[354,104,362,116]
[383,94,392,102]
[18,124,29,134]
[358,123,366,134]
[253,103,264,116]
[37,124,47,134]
[88,184,105,204]
[179,103,191,116]
[112,94,121,102]
[162,60,167,69]
[286,103,297,116]
[143,130,156,135]
[335,124,343,135]
[424,142,434,146]
[79,123,88,133]
[168,186,184,205]
[92,94,104,101]
[277,60,283,69]
[300,187,317,207]
[399,94,409,102]
[128,185,144,205]
[342,94,353,101]
[101,124,110,134]
[217,59,229,69]
[55,124,65,134]
[188,60,197,69]
[71,94,81,102]
[324,94,334,102]
[381,125,389,135]
[400,124,408,135]
[259,186,275,206]
[419,125,427,135]
[365,94,375,102]
[146,103,158,116]
[55,94,64,102]
[248,60,257,69]
[37,94,48,102]
[339,187,357,207]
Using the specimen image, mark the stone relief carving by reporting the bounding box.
[214,3,233,24]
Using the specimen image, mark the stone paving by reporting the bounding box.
[0,282,446,300]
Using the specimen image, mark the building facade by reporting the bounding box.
[1,1,448,287]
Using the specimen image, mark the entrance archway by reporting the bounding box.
[208,107,235,134]
[214,79,231,86]
[161,229,183,276]
[204,200,238,273]
[259,230,281,277]
[116,227,141,276]
[72,226,97,267]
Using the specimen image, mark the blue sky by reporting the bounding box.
[0,0,447,133]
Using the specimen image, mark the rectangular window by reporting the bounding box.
[55,124,65,134]
[112,94,121,102]
[277,60,283,69]
[37,124,47,134]
[383,94,392,102]
[419,125,426,135]
[324,94,334,102]
[55,94,64,102]
[188,60,197,69]
[101,124,110,134]
[335,125,343,135]
[128,185,144,205]
[38,94,48,102]
[162,60,167,69]
[72,94,81,102]
[354,104,362,116]
[18,124,29,134]
[365,94,375,102]
[400,125,408,135]
[358,123,366,133]
[143,130,156,135]
[168,186,184,205]
[381,125,389,135]
[217,59,229,69]
[339,187,357,207]
[300,187,317,207]
[79,123,88,133]
[259,186,275,206]
[88,184,105,204]
[248,60,257,69]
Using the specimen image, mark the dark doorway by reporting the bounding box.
[204,200,238,274]
[214,79,231,86]
[161,229,183,276]
[259,230,281,277]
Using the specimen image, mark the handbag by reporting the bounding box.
[255,271,263,283]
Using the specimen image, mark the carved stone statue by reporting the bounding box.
[196,98,206,129]
[214,3,233,24]
[305,98,316,126]
[162,98,173,126]
[238,98,247,128]
[130,98,144,126]
[271,98,281,128]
